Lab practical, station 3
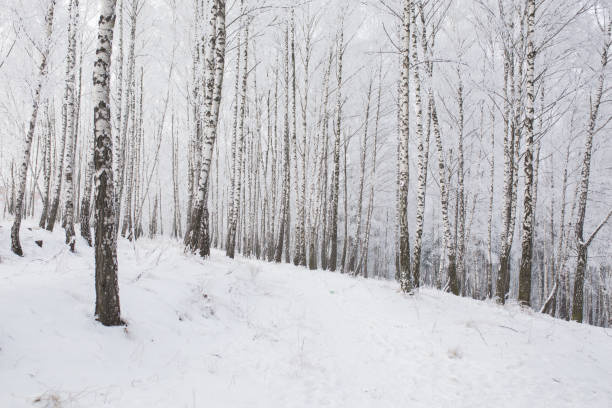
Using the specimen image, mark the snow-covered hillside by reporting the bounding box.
[1,223,611,408]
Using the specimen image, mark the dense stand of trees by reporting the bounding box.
[1,0,611,328]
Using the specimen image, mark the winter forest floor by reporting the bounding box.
[1,221,611,408]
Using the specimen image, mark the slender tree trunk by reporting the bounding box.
[572,24,610,322]
[113,0,124,231]
[496,33,516,303]
[63,0,80,251]
[39,105,53,228]
[518,0,536,306]
[319,47,333,270]
[487,107,495,298]
[398,0,412,292]
[80,130,94,246]
[115,0,137,235]
[227,14,248,259]
[456,70,466,295]
[348,81,371,274]
[267,62,279,261]
[275,20,291,263]
[329,24,344,272]
[289,10,305,266]
[360,68,382,278]
[341,132,348,272]
[11,0,56,256]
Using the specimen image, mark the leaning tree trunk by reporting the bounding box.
[199,0,227,257]
[93,0,122,327]
[11,0,56,256]
[186,0,226,255]
[572,24,610,322]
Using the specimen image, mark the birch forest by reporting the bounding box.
[2,0,612,405]
[2,0,612,327]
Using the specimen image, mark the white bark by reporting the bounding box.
[11,0,56,256]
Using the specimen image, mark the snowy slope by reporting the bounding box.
[1,222,611,408]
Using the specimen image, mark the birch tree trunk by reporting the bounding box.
[275,21,291,263]
[410,1,429,288]
[80,131,94,246]
[572,23,610,322]
[398,0,411,292]
[93,0,121,326]
[225,5,242,251]
[267,62,279,261]
[39,105,53,228]
[496,27,517,303]
[113,0,124,227]
[227,14,248,259]
[341,131,349,272]
[63,0,80,252]
[290,10,305,266]
[11,0,56,256]
[329,24,344,272]
[46,0,78,232]
[431,87,458,294]
[360,69,381,279]
[319,47,333,270]
[348,81,371,274]
[456,70,466,295]
[171,112,182,238]
[518,0,536,306]
[198,0,226,257]
[296,12,311,267]
[115,0,137,235]
[487,107,495,298]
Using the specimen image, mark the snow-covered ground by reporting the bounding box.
[1,222,611,408]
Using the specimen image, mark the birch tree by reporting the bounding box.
[518,0,536,306]
[39,104,53,229]
[93,0,122,326]
[411,0,428,288]
[290,9,305,266]
[227,13,248,259]
[80,132,94,246]
[572,21,611,322]
[348,80,371,274]
[63,0,80,251]
[328,23,344,272]
[10,0,56,256]
[46,0,78,232]
[275,20,291,263]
